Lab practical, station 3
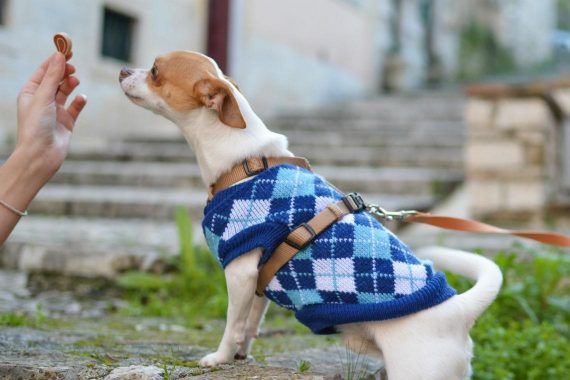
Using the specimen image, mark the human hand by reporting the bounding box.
[16,52,87,180]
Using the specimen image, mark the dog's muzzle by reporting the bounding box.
[119,67,134,82]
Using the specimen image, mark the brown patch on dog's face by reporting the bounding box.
[146,51,219,112]
[137,51,245,128]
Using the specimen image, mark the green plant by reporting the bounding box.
[337,342,375,380]
[0,312,30,327]
[116,207,227,322]
[0,304,47,327]
[161,362,172,380]
[298,359,311,373]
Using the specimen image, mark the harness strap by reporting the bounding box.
[255,193,365,296]
[209,156,312,200]
[405,212,570,247]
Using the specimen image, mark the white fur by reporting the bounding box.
[120,55,503,379]
[120,58,292,186]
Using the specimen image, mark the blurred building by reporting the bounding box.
[0,0,558,142]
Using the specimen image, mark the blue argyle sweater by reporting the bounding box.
[202,164,456,334]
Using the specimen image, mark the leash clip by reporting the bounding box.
[366,204,418,221]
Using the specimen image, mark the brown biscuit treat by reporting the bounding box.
[53,33,72,61]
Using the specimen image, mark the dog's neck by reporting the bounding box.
[171,89,293,186]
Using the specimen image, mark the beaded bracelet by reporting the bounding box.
[0,199,28,216]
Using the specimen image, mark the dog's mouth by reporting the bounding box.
[125,93,144,103]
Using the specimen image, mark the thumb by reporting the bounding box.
[36,53,66,104]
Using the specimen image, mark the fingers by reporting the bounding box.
[65,63,76,77]
[56,76,80,106]
[36,53,66,104]
[25,56,52,87]
[20,58,75,99]
[65,94,87,129]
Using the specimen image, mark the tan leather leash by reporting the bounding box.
[406,213,570,247]
[365,203,570,247]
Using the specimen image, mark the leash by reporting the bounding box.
[365,198,570,247]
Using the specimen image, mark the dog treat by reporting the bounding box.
[53,33,72,60]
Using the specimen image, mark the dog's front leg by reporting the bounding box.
[199,248,261,367]
[235,294,270,359]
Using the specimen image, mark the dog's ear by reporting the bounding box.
[194,78,246,129]
[224,75,241,92]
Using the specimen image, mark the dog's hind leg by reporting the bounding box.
[199,248,262,367]
[338,323,383,360]
[368,301,473,380]
[235,294,269,359]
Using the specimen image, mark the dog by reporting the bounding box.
[119,51,503,379]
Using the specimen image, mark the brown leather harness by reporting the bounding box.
[208,156,570,297]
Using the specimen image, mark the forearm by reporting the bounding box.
[0,147,54,244]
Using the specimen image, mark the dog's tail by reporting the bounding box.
[416,246,503,324]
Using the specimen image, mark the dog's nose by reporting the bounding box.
[119,67,134,82]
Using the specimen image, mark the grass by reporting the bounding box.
[115,207,228,322]
[298,359,312,373]
[445,246,570,380]
[0,305,47,328]
[337,341,373,380]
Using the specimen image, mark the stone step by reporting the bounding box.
[272,102,464,123]
[294,145,464,168]
[67,141,195,162]
[281,128,464,147]
[0,216,187,278]
[122,127,464,148]
[50,161,462,195]
[29,184,207,220]
[318,166,463,195]
[271,118,464,133]
[52,161,204,188]
[66,141,463,168]
[27,183,435,219]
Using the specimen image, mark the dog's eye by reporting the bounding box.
[150,66,158,80]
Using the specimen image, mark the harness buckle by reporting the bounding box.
[342,192,366,212]
[243,157,269,176]
[284,223,317,250]
[366,204,418,221]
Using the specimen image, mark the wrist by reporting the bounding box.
[13,144,62,179]
[2,147,56,192]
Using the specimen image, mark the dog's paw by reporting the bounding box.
[199,352,232,367]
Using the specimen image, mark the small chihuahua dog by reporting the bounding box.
[119,51,502,380]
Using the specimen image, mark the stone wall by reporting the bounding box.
[465,94,563,223]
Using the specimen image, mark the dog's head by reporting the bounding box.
[119,51,246,129]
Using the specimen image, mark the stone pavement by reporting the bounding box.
[0,269,384,380]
